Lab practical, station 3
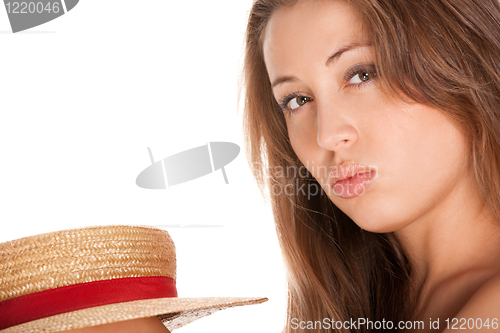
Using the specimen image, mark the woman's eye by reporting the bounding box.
[349,70,374,84]
[344,64,377,87]
[288,96,312,110]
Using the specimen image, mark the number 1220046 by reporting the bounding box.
[445,318,498,330]
[5,2,60,14]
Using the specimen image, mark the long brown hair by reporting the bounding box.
[242,0,500,332]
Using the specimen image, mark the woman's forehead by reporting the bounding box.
[262,0,369,81]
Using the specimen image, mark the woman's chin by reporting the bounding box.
[346,210,412,234]
[356,222,402,234]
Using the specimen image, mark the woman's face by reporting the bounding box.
[262,0,472,233]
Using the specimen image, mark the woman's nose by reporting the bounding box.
[316,104,359,152]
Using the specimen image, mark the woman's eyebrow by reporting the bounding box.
[325,42,371,66]
[271,42,371,89]
[271,75,297,89]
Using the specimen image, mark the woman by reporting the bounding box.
[243,0,500,332]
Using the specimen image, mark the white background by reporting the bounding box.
[0,1,286,332]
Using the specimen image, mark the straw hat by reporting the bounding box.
[0,225,268,332]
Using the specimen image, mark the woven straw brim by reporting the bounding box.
[1,296,268,332]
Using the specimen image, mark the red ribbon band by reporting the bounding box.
[0,276,177,329]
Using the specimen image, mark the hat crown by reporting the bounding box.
[0,225,176,303]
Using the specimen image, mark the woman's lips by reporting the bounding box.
[329,165,377,199]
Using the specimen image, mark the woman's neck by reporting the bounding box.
[395,176,500,299]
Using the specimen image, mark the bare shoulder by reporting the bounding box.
[442,274,500,332]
